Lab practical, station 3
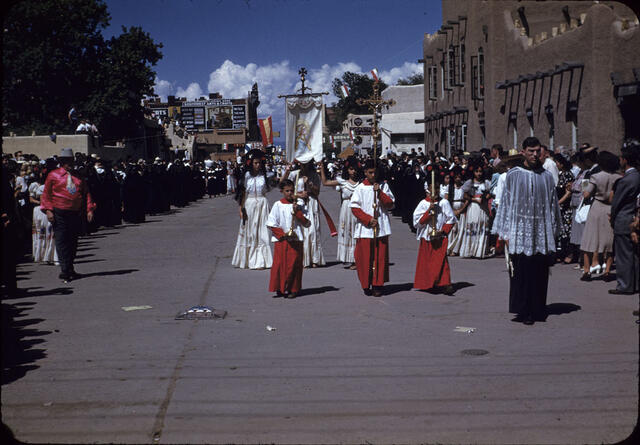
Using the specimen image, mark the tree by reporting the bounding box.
[397,73,424,86]
[2,0,162,141]
[85,26,163,140]
[328,72,387,135]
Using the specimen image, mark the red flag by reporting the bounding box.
[259,116,273,146]
[370,68,379,81]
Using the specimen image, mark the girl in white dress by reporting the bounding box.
[282,161,325,268]
[446,168,470,256]
[457,165,491,258]
[30,172,58,264]
[231,150,273,269]
[320,157,361,268]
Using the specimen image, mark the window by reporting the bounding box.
[457,44,466,85]
[477,48,485,99]
[428,65,438,100]
[440,64,445,98]
[446,47,455,90]
[471,56,477,99]
[461,123,467,152]
[446,127,456,157]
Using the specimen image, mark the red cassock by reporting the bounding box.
[354,236,389,288]
[268,207,308,294]
[413,210,453,290]
[351,187,394,289]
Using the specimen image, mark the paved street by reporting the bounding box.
[2,185,637,444]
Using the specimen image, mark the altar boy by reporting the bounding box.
[413,178,457,294]
[267,179,310,298]
[350,159,395,297]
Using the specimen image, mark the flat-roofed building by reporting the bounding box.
[421,0,640,156]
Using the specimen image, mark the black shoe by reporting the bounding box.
[580,273,591,282]
[69,272,82,281]
[523,316,535,325]
[602,273,615,282]
[372,286,383,297]
[59,273,71,282]
[443,285,455,296]
[608,289,635,295]
[363,288,373,296]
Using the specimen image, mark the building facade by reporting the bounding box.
[381,84,425,154]
[421,0,640,156]
[144,84,262,160]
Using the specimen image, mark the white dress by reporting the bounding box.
[447,186,465,255]
[335,177,359,263]
[289,172,325,267]
[231,173,273,269]
[458,180,491,258]
[30,183,58,264]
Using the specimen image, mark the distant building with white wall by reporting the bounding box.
[380,84,425,155]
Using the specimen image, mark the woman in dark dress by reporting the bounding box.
[553,152,575,263]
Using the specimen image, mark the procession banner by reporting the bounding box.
[259,116,273,146]
[285,95,323,163]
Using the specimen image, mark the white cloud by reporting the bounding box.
[379,62,423,85]
[153,77,173,101]
[207,59,298,117]
[306,62,362,105]
[176,82,204,100]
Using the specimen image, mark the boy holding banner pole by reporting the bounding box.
[350,159,395,297]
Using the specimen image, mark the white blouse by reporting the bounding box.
[244,172,267,198]
[336,176,359,201]
[413,198,457,241]
[350,182,395,239]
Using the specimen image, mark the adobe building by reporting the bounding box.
[381,84,425,154]
[420,0,640,156]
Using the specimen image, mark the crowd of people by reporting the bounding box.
[0,149,241,289]
[2,138,639,323]
[230,139,640,319]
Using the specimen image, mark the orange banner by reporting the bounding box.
[259,116,273,146]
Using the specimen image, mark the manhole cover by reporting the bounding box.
[461,349,489,356]
[175,305,227,320]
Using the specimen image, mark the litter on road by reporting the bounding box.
[454,326,476,333]
[266,325,276,331]
[121,305,153,311]
[175,305,227,320]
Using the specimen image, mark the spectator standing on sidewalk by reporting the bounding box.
[609,143,640,295]
[40,148,96,283]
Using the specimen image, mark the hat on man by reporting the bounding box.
[59,148,74,158]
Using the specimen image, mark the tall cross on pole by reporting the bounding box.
[356,80,395,161]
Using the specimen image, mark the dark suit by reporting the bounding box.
[610,167,640,293]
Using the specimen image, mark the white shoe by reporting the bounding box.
[590,264,601,275]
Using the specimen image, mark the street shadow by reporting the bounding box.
[74,259,106,264]
[322,261,342,268]
[382,282,414,295]
[296,286,340,297]
[4,287,74,300]
[1,421,21,445]
[75,253,94,259]
[1,302,50,385]
[75,268,139,279]
[452,281,475,292]
[544,303,581,319]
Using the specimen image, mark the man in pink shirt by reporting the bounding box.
[40,148,95,282]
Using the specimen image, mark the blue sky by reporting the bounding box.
[104,0,442,141]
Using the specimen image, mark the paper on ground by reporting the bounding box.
[122,305,153,311]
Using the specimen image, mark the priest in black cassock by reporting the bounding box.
[492,137,561,325]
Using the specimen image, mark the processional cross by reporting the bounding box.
[355,80,396,160]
